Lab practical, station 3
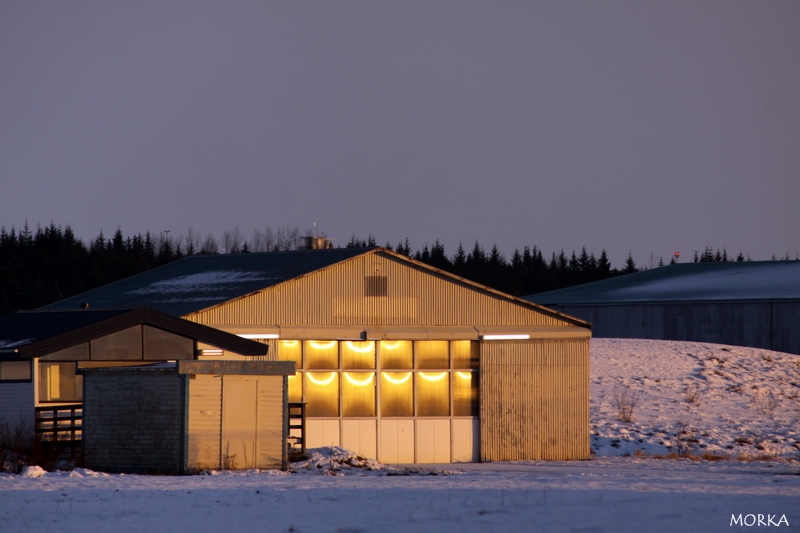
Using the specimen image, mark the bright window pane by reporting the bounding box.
[453,371,479,416]
[379,340,412,369]
[380,372,413,417]
[415,341,449,369]
[278,340,302,368]
[417,371,449,416]
[287,373,303,403]
[341,341,376,369]
[451,341,479,369]
[39,362,82,402]
[342,372,376,417]
[305,372,339,417]
[304,340,338,369]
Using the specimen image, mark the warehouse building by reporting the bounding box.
[527,260,800,356]
[45,247,592,463]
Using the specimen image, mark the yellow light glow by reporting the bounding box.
[308,340,337,350]
[456,372,472,380]
[419,372,448,382]
[381,372,412,385]
[280,340,299,348]
[343,372,374,386]
[306,372,337,386]
[381,341,403,350]
[344,341,375,353]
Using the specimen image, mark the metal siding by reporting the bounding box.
[556,301,800,356]
[188,254,577,329]
[341,419,377,459]
[0,382,34,427]
[480,339,589,461]
[222,377,258,469]
[256,375,285,469]
[186,374,222,472]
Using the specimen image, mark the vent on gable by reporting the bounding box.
[364,275,388,297]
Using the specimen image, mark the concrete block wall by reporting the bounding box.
[83,369,184,474]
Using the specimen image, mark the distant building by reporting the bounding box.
[301,235,332,250]
[43,247,592,463]
[526,261,800,355]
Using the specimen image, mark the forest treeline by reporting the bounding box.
[0,222,764,316]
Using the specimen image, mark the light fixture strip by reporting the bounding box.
[481,334,531,340]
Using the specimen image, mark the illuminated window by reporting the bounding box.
[380,372,413,417]
[39,362,82,402]
[453,371,479,416]
[305,372,339,417]
[287,372,303,403]
[379,340,412,369]
[304,340,338,369]
[278,340,302,367]
[341,341,376,369]
[415,341,449,369]
[451,341,479,369]
[0,361,31,381]
[417,371,449,416]
[342,372,376,416]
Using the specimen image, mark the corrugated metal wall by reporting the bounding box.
[186,374,285,472]
[188,252,575,328]
[186,374,223,472]
[254,375,285,469]
[480,339,589,461]
[553,301,800,356]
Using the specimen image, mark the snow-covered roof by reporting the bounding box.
[526,261,800,305]
[43,248,370,316]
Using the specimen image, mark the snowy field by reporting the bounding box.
[1,339,799,532]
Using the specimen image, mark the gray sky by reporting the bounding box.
[2,1,799,268]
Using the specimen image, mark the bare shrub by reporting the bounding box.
[611,386,638,423]
[750,391,779,417]
[672,420,698,456]
[0,418,34,473]
[683,383,701,404]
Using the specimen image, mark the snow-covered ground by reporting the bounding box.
[1,339,799,532]
[591,338,800,459]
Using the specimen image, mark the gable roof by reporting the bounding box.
[43,248,370,316]
[0,307,269,359]
[526,260,800,305]
[43,247,589,329]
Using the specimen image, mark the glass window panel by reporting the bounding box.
[341,372,376,417]
[451,341,479,369]
[278,340,303,368]
[341,341,376,369]
[143,326,194,360]
[40,343,90,361]
[379,340,412,369]
[380,372,413,417]
[304,340,338,369]
[90,326,142,360]
[415,341,449,369]
[0,361,31,381]
[39,362,82,402]
[416,371,450,416]
[287,372,303,403]
[453,371,479,416]
[304,372,339,417]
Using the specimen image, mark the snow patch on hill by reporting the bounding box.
[590,338,800,459]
